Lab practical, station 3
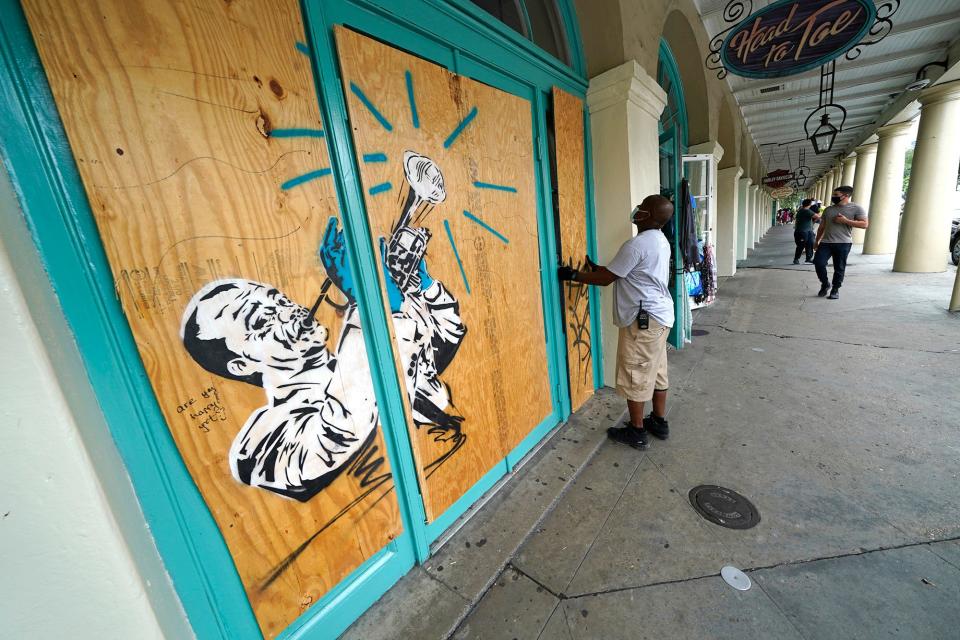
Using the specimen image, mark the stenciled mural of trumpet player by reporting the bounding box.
[180,151,466,502]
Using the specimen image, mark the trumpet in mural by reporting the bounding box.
[179,150,466,501]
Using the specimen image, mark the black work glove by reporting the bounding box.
[557,265,577,282]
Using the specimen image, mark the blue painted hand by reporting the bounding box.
[318,216,356,302]
[379,237,404,313]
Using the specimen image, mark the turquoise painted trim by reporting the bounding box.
[342,0,587,95]
[531,88,571,421]
[582,100,603,389]
[300,2,432,571]
[278,541,413,640]
[657,39,688,149]
[0,4,259,637]
[424,460,508,540]
[556,0,587,78]
[657,39,688,351]
[505,410,561,469]
[719,0,876,80]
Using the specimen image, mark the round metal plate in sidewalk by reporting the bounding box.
[688,485,760,530]
[721,566,752,591]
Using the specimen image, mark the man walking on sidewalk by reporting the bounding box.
[793,198,817,264]
[557,194,675,450]
[813,185,868,300]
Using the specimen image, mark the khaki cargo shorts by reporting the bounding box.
[615,317,669,403]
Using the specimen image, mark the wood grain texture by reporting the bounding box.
[22,2,401,636]
[552,87,594,412]
[335,27,552,520]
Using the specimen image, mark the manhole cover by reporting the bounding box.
[688,485,760,529]
[692,329,710,336]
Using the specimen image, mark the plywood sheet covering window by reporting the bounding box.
[335,27,552,520]
[552,87,594,412]
[22,2,401,636]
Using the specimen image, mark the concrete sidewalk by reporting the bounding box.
[344,226,960,640]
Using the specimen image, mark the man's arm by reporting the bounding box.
[814,220,826,247]
[569,266,618,286]
[835,214,869,229]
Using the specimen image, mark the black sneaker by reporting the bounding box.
[818,284,830,297]
[828,289,839,300]
[804,259,814,263]
[607,422,649,450]
[644,413,669,440]
[792,259,800,265]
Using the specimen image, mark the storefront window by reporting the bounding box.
[469,0,571,65]
[470,0,528,37]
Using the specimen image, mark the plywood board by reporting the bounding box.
[552,87,594,412]
[22,2,402,636]
[335,27,553,520]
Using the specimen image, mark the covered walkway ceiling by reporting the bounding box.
[694,0,960,186]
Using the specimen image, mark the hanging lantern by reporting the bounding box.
[810,114,839,155]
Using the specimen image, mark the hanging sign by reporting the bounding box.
[762,169,795,187]
[720,0,877,79]
[770,186,795,199]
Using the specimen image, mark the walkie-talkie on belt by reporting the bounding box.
[637,301,649,330]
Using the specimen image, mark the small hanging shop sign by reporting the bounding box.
[762,169,795,187]
[708,0,880,80]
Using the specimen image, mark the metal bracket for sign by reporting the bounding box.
[845,0,901,60]
[704,0,753,80]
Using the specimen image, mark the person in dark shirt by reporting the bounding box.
[793,199,817,264]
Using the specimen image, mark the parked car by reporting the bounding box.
[952,217,960,266]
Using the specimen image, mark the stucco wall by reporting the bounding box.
[0,164,189,639]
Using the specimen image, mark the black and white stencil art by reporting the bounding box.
[181,151,466,501]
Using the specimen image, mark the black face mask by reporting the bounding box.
[831,196,843,204]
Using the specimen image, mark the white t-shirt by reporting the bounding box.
[606,229,674,328]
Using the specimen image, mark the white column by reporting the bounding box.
[717,166,742,276]
[841,155,857,187]
[737,177,751,260]
[851,144,878,212]
[862,123,912,255]
[825,168,836,198]
[895,81,960,273]
[587,60,667,382]
[748,184,759,248]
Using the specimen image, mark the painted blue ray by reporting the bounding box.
[463,210,509,244]
[271,128,325,138]
[362,153,388,163]
[368,181,393,195]
[295,42,310,56]
[444,219,471,294]
[350,82,393,132]
[281,168,331,190]
[443,106,478,149]
[405,70,420,129]
[473,180,517,193]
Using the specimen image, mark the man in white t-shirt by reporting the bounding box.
[558,194,675,450]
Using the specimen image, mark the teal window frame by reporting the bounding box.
[656,38,690,350]
[0,0,598,636]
